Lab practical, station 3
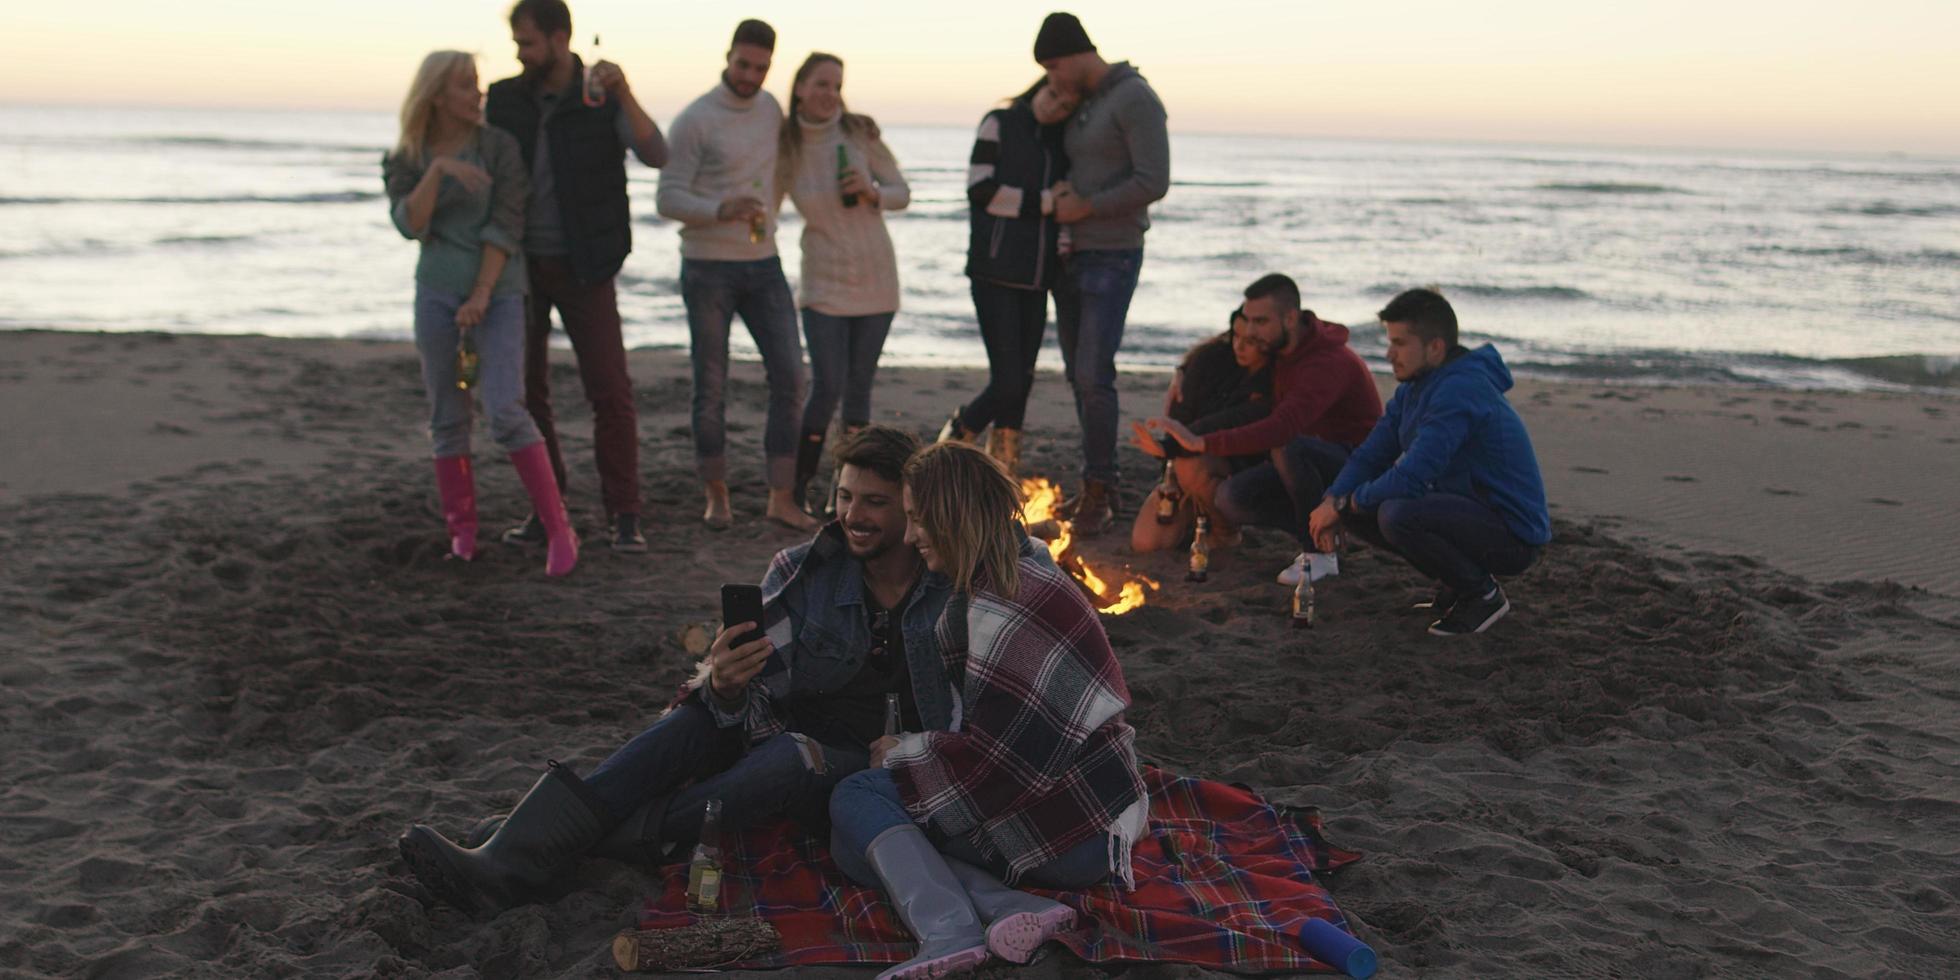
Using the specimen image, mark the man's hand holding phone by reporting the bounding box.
[707,622,772,702]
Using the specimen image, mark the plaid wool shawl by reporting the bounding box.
[886,546,1146,882]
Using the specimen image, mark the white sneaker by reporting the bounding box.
[1276,552,1339,586]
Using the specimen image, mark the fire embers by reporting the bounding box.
[1020,477,1159,614]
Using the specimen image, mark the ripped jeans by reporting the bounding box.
[585,700,871,848]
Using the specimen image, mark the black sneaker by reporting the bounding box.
[1427,586,1510,636]
[1413,585,1460,614]
[611,513,648,553]
[501,512,544,545]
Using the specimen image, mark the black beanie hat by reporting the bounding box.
[1034,12,1096,62]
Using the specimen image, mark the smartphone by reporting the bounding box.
[720,584,766,648]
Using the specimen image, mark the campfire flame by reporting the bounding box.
[1020,477,1159,615]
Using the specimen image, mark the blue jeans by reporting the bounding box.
[412,286,539,459]
[827,768,1112,891]
[1053,249,1143,486]
[586,701,870,846]
[959,279,1048,432]
[1343,493,1542,596]
[1213,437,1351,548]
[682,257,804,489]
[800,308,894,433]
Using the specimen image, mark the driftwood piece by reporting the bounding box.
[611,917,783,972]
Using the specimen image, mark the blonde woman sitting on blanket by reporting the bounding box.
[828,441,1147,979]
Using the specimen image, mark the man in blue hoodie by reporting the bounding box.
[1309,288,1551,636]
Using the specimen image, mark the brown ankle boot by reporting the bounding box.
[1069,480,1115,537]
[986,428,1022,474]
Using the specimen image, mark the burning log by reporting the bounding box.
[1019,476,1159,615]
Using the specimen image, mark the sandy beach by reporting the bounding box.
[2,329,1957,978]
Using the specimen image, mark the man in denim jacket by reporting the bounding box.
[397,426,953,917]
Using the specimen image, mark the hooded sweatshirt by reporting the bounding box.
[1202,315,1382,456]
[1327,344,1552,546]
[1061,62,1170,251]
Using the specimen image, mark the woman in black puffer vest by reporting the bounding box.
[934,79,1079,473]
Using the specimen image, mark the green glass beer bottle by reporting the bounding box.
[837,144,858,207]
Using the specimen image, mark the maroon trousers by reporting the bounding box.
[522,255,641,517]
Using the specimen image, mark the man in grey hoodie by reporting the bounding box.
[1034,12,1171,535]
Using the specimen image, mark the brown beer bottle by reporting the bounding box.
[1291,572,1315,629]
[454,332,480,391]
[1155,461,1182,525]
[1187,516,1211,583]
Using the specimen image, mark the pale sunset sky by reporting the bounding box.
[6,0,1958,154]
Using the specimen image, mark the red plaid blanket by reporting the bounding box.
[637,767,1365,973]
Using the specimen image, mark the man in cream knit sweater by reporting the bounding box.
[657,19,818,532]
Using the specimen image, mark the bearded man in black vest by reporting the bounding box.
[486,0,668,553]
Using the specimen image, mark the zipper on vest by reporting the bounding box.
[1032,148,1052,288]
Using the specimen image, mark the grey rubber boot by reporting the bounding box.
[863,824,991,980]
[397,761,615,917]
[945,858,1077,964]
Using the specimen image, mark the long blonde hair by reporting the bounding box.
[903,442,1023,599]
[394,50,476,163]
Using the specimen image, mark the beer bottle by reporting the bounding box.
[1187,516,1211,583]
[581,35,606,107]
[1154,460,1182,525]
[454,331,480,391]
[837,144,858,207]
[685,799,724,913]
[747,180,767,244]
[1291,571,1315,629]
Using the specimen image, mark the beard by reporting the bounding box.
[721,69,759,98]
[521,50,559,82]
[846,530,895,561]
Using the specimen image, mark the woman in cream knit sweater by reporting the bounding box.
[777,52,911,513]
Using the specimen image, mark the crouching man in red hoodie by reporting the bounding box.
[1138,273,1383,584]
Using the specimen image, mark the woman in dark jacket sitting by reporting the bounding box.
[1128,307,1276,553]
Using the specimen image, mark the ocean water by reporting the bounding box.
[3,105,1956,391]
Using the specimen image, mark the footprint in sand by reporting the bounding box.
[1763,487,1803,497]
[1776,415,1811,427]
[1663,475,1697,483]
[1572,466,1610,475]
[1867,497,1903,507]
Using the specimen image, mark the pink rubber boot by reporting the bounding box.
[510,443,578,577]
[432,456,477,561]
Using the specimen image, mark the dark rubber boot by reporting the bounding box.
[397,761,615,917]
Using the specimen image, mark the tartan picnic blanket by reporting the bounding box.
[637,767,1365,973]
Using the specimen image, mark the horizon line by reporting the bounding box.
[5,100,1956,163]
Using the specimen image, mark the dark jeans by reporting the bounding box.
[827,768,1111,890]
[1341,493,1542,596]
[958,279,1048,432]
[682,257,805,489]
[800,308,894,433]
[585,701,869,848]
[1054,248,1143,486]
[523,255,640,516]
[1213,437,1350,548]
